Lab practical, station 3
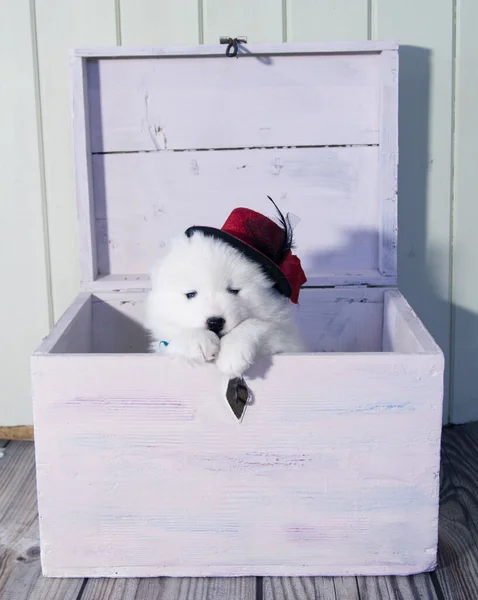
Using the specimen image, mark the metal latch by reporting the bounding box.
[226,377,250,421]
[220,36,247,57]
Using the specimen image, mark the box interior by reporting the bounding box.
[44,287,431,355]
[46,46,406,358]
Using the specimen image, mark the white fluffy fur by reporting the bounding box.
[146,232,305,378]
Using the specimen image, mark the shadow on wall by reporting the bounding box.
[395,46,452,422]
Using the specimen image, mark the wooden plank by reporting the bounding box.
[0,441,84,599]
[292,288,384,353]
[389,575,438,599]
[0,0,51,427]
[330,577,360,599]
[264,577,321,599]
[71,56,98,287]
[357,576,439,600]
[80,579,139,600]
[383,291,444,354]
[357,577,391,599]
[136,578,255,599]
[72,288,384,354]
[40,288,384,355]
[357,576,438,599]
[92,294,150,353]
[72,41,399,58]
[431,428,478,600]
[356,573,438,600]
[449,0,478,423]
[286,0,369,42]
[0,426,34,441]
[34,0,117,321]
[89,147,388,288]
[87,51,382,153]
[32,351,442,576]
[68,573,256,599]
[262,572,439,600]
[34,293,91,354]
[374,0,454,422]
[202,0,283,44]
[441,426,478,540]
[377,50,398,279]
[120,0,199,45]
[264,576,362,599]
[83,272,390,293]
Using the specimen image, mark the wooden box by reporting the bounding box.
[31,41,444,578]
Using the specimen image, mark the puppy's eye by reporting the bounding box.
[185,291,197,299]
[227,287,240,295]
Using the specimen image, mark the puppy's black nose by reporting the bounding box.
[206,317,225,334]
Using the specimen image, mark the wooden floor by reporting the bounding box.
[2,424,478,599]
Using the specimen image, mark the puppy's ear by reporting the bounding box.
[164,233,190,255]
[183,229,203,242]
[149,234,184,283]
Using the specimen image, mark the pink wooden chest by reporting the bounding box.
[31,41,444,578]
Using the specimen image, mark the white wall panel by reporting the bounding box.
[0,0,51,425]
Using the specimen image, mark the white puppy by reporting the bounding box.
[146,231,305,379]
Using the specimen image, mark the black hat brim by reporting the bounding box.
[185,226,292,298]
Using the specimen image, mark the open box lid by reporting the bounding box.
[71,41,398,292]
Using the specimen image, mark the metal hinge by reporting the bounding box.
[219,36,247,45]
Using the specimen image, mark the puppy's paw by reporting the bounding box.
[216,336,256,378]
[167,329,220,364]
[197,331,221,362]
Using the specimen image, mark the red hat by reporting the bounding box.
[185,197,307,303]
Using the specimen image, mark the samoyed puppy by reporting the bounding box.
[146,231,305,379]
